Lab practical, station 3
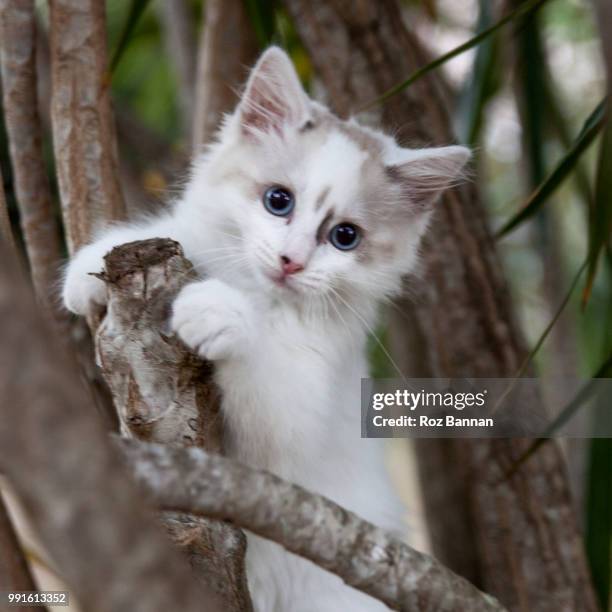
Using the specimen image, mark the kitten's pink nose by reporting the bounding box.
[280,255,304,275]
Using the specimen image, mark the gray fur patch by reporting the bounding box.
[316,209,335,244]
[314,186,331,211]
[335,121,384,158]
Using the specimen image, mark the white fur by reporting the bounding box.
[63,47,469,611]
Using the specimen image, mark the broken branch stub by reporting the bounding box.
[95,238,253,612]
[95,238,222,447]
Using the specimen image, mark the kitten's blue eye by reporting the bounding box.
[263,186,295,217]
[329,223,361,251]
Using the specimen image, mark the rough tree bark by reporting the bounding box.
[118,437,506,612]
[95,239,252,611]
[47,0,126,428]
[32,17,182,216]
[0,243,223,612]
[0,494,42,612]
[0,0,66,325]
[48,0,125,255]
[283,1,598,610]
[192,0,259,150]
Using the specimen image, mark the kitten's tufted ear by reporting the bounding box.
[238,46,310,137]
[386,145,471,210]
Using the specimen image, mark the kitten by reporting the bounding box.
[63,47,470,611]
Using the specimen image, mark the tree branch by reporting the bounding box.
[95,239,253,611]
[0,0,67,324]
[46,0,125,428]
[48,0,125,254]
[0,241,223,612]
[192,0,259,150]
[116,437,506,612]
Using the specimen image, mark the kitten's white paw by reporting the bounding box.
[171,279,255,361]
[63,247,107,315]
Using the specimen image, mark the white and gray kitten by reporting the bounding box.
[63,47,470,611]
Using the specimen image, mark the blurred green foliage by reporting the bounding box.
[107,0,199,141]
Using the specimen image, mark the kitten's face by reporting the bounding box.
[189,47,469,308]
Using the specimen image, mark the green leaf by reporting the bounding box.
[516,9,548,188]
[540,350,612,437]
[584,105,612,305]
[544,81,593,208]
[492,258,587,419]
[455,0,500,146]
[496,99,607,239]
[358,0,553,112]
[110,0,153,74]
[368,325,394,379]
[503,349,612,478]
[517,259,586,380]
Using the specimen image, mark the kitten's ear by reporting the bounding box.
[238,46,310,138]
[386,145,471,209]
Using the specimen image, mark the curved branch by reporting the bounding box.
[0,0,66,322]
[117,437,506,612]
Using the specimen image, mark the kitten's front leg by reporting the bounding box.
[171,279,256,361]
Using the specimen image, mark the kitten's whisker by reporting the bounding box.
[193,252,246,265]
[200,255,250,270]
[330,287,406,382]
[209,228,246,242]
[187,246,243,258]
[325,292,354,343]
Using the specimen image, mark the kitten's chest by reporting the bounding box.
[252,306,369,384]
[216,310,366,473]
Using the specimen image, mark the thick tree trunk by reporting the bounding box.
[192,0,259,150]
[47,0,126,429]
[95,239,253,612]
[48,0,125,254]
[283,1,597,610]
